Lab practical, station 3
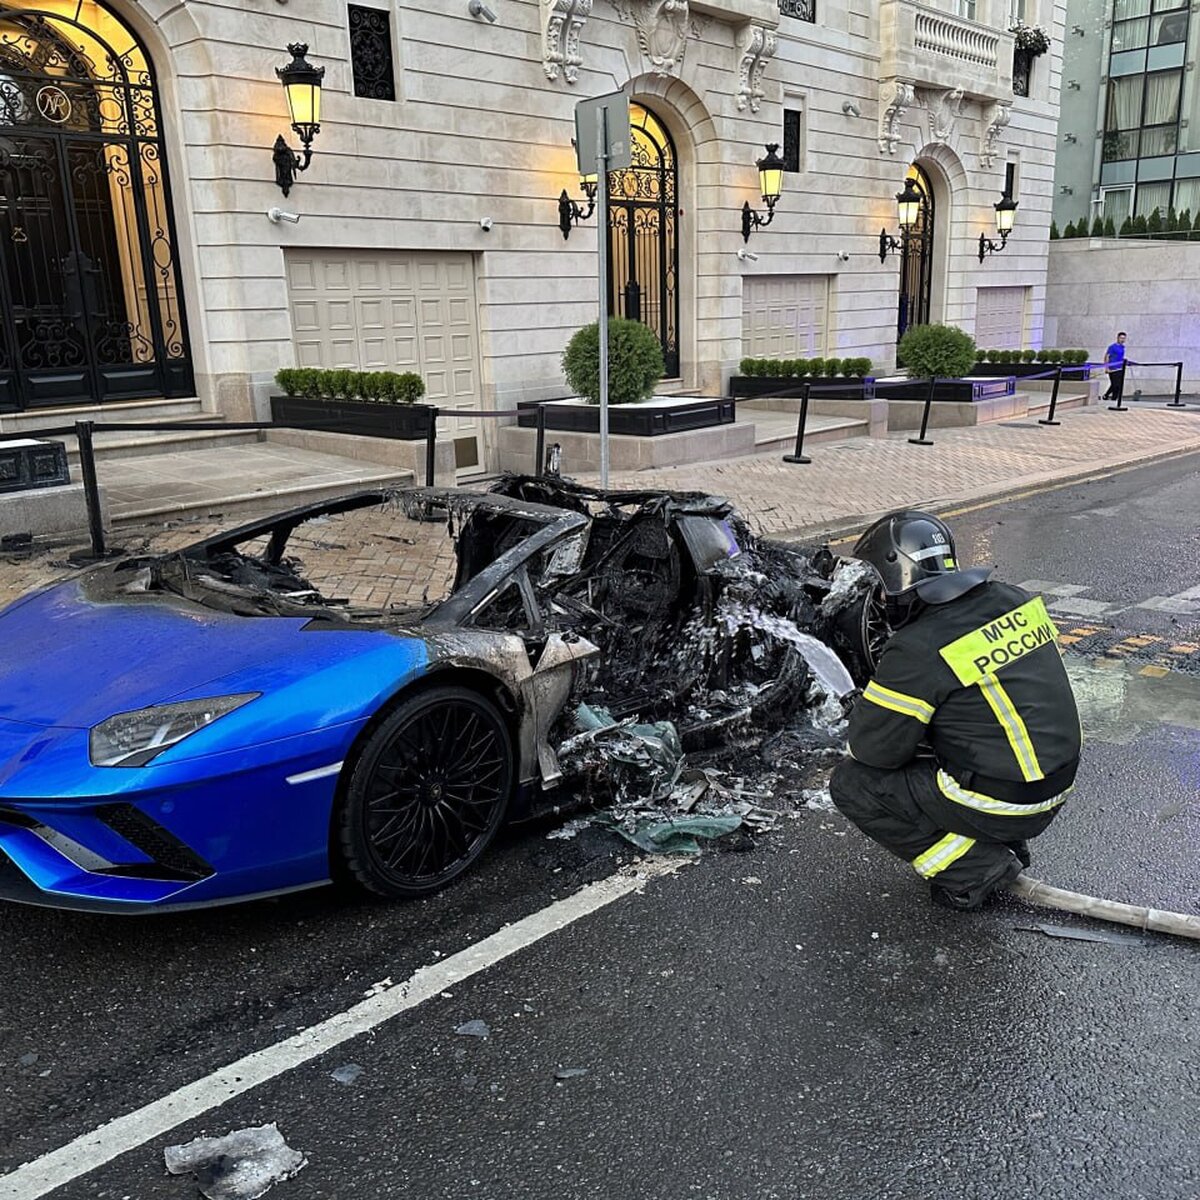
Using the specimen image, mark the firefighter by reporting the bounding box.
[830,510,1081,911]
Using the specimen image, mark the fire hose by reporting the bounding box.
[1008,874,1200,941]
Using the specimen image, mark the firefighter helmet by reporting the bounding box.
[851,510,991,604]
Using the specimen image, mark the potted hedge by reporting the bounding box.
[729,355,875,399]
[970,348,1091,380]
[520,317,735,437]
[271,367,436,439]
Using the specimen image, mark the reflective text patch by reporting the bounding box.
[939,597,1059,685]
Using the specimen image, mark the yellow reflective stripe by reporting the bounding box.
[862,681,934,724]
[912,832,976,879]
[937,769,1070,816]
[939,596,1059,686]
[979,677,1044,781]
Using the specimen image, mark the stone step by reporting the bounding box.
[749,412,871,453]
[66,426,264,464]
[99,442,414,526]
[0,397,206,437]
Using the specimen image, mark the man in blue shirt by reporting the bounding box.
[1102,331,1127,403]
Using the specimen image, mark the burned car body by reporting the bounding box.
[0,478,883,913]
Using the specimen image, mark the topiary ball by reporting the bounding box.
[562,318,665,406]
[896,323,977,380]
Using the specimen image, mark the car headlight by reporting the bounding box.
[89,694,258,768]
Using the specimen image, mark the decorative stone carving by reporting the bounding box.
[611,0,694,77]
[542,0,593,84]
[980,101,1011,168]
[735,23,776,114]
[877,80,914,154]
[927,86,966,144]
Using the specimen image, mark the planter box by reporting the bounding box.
[970,363,1091,380]
[0,438,70,494]
[872,376,1015,402]
[270,395,435,440]
[729,376,874,400]
[516,396,734,437]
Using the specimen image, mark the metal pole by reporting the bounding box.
[424,407,438,487]
[75,419,106,559]
[1167,361,1186,408]
[782,384,812,464]
[908,376,936,446]
[596,105,610,489]
[1039,365,1063,426]
[535,403,547,476]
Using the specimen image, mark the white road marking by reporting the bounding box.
[1018,579,1200,619]
[0,858,684,1200]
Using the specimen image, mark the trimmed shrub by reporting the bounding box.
[1133,214,1148,235]
[1036,349,1050,363]
[326,369,357,399]
[845,357,872,377]
[358,372,386,402]
[825,357,844,377]
[562,317,664,406]
[1146,207,1163,235]
[739,357,757,376]
[1021,349,1038,363]
[1193,210,1200,240]
[1091,215,1105,237]
[275,368,302,396]
[1104,215,1116,237]
[897,323,976,380]
[295,368,322,398]
[806,357,826,378]
[1119,216,1133,236]
[1167,207,1179,233]
[1062,220,1077,238]
[1049,221,1059,240]
[385,371,425,405]
[794,359,811,377]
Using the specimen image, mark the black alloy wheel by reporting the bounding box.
[337,685,513,898]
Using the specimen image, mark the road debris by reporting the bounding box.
[330,1063,364,1085]
[455,1019,491,1039]
[163,1123,306,1200]
[554,1067,589,1081]
[1016,923,1148,946]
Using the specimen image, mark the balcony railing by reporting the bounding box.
[880,0,1014,103]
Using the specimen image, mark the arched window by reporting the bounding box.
[0,0,192,409]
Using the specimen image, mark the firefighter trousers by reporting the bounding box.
[829,757,1060,900]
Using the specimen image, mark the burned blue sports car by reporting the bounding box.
[0,477,881,912]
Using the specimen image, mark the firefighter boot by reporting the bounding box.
[930,852,1023,912]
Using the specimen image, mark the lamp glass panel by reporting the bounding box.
[286,79,321,129]
[996,203,1017,234]
[759,163,783,203]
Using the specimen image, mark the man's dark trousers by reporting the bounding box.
[830,758,1057,895]
[1105,365,1126,403]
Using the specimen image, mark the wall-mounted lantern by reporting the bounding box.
[741,143,785,242]
[273,43,325,196]
[879,177,923,262]
[978,189,1018,262]
[558,167,598,240]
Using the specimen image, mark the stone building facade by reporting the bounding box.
[0,0,1064,472]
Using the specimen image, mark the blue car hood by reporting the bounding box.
[0,578,416,729]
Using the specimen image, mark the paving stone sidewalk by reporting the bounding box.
[1,403,1197,609]
[588,403,1200,538]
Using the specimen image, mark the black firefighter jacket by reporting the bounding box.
[848,580,1082,813]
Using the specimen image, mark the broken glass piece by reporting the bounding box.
[163,1123,306,1200]
[330,1063,364,1085]
[455,1019,491,1038]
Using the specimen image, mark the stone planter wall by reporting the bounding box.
[270,396,436,440]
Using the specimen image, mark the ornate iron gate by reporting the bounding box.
[607,103,679,379]
[0,1,192,410]
[897,164,934,341]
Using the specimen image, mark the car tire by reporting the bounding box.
[830,582,890,685]
[336,685,514,899]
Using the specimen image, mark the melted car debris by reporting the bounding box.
[163,1123,307,1200]
[89,475,881,856]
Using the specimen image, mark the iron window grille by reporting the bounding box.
[778,0,815,21]
[348,4,396,101]
[782,108,803,173]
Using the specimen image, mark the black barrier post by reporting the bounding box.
[535,404,547,476]
[424,408,438,487]
[1167,361,1186,408]
[908,376,936,446]
[75,420,106,559]
[1039,365,1063,426]
[782,384,812,464]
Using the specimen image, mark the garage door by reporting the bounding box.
[742,275,829,360]
[285,251,484,474]
[975,286,1028,350]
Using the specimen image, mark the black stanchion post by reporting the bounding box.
[1167,361,1185,408]
[782,383,812,464]
[75,419,106,559]
[1039,365,1063,426]
[535,403,547,476]
[908,376,936,446]
[424,407,438,487]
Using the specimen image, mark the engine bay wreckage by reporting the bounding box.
[142,475,885,837]
[0,474,887,912]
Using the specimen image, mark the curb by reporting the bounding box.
[775,437,1200,546]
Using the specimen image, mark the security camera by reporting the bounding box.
[836,250,850,262]
[736,248,759,263]
[479,217,494,232]
[468,0,497,21]
[267,207,300,224]
[842,101,861,118]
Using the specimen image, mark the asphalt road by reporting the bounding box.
[2,453,1198,1200]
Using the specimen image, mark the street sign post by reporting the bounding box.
[574,92,630,487]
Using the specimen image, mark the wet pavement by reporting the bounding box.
[2,454,1198,1200]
